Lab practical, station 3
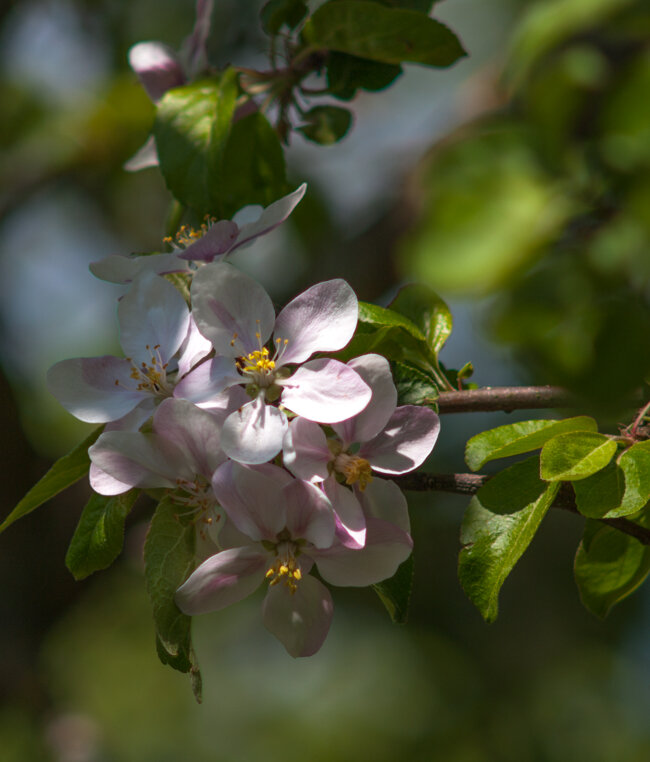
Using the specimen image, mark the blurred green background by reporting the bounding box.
[1,0,649,759]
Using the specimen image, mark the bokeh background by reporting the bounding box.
[1,0,649,759]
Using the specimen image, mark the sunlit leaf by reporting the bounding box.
[540,431,617,481]
[388,283,453,358]
[616,440,650,516]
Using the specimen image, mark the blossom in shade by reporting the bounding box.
[89,184,306,284]
[176,263,371,464]
[47,272,212,430]
[175,462,412,657]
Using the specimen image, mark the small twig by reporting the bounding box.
[437,386,573,414]
[396,472,650,546]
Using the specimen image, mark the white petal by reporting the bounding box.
[361,406,441,474]
[173,356,241,404]
[123,134,160,172]
[323,478,366,549]
[274,279,358,365]
[118,272,190,366]
[128,41,185,102]
[281,359,371,424]
[220,396,288,465]
[283,480,335,549]
[282,417,331,482]
[176,316,213,378]
[231,183,307,252]
[89,462,132,495]
[89,251,191,284]
[332,354,397,444]
[262,574,333,657]
[191,263,275,357]
[175,546,268,615]
[357,478,410,533]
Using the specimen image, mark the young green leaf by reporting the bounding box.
[154,73,239,217]
[616,440,650,516]
[326,52,402,100]
[302,1,466,67]
[572,460,625,518]
[540,431,617,482]
[373,553,414,624]
[358,301,426,341]
[65,491,139,580]
[459,457,559,622]
[144,495,202,702]
[391,361,439,406]
[465,417,597,472]
[388,283,453,358]
[298,105,353,144]
[574,521,650,618]
[0,426,103,535]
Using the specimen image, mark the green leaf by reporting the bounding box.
[261,0,308,34]
[0,426,103,535]
[574,522,650,618]
[459,457,559,622]
[616,440,650,516]
[326,52,402,100]
[154,72,238,217]
[572,460,625,518]
[358,301,426,341]
[373,553,414,624]
[144,496,202,702]
[303,1,466,67]
[298,105,352,144]
[65,490,139,580]
[391,361,439,406]
[540,431,617,482]
[465,417,598,472]
[388,283,453,358]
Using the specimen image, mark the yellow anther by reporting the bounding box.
[334,453,373,491]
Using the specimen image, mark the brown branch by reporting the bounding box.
[437,386,573,414]
[396,472,650,546]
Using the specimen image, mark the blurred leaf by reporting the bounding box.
[373,553,414,623]
[401,127,570,295]
[298,105,352,144]
[391,361,439,405]
[0,427,103,535]
[465,417,598,472]
[261,0,308,34]
[459,457,559,622]
[540,432,617,481]
[572,460,625,518]
[388,283,453,358]
[154,72,238,217]
[326,52,402,100]
[616,440,650,516]
[65,491,140,580]
[574,521,650,618]
[144,496,202,702]
[302,1,466,67]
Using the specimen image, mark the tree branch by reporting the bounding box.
[396,472,650,546]
[437,386,573,414]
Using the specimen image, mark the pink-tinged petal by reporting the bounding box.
[178,220,239,262]
[124,134,159,172]
[89,252,190,284]
[283,480,335,549]
[103,398,157,432]
[118,272,190,366]
[360,406,440,474]
[173,356,241,403]
[153,398,225,477]
[356,478,410,533]
[128,41,185,102]
[176,316,213,378]
[313,518,413,588]
[89,462,132,495]
[89,431,191,490]
[211,461,289,541]
[47,356,146,423]
[231,183,307,253]
[194,385,250,418]
[191,263,275,357]
[274,279,358,365]
[175,546,268,615]
[282,417,331,482]
[332,354,397,444]
[220,396,288,465]
[322,478,366,549]
[262,574,333,657]
[281,359,371,424]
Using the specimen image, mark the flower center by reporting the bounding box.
[173,477,222,536]
[265,539,302,594]
[163,217,215,249]
[121,344,174,397]
[234,326,290,397]
[333,452,373,491]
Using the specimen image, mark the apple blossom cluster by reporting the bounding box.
[47,189,440,657]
